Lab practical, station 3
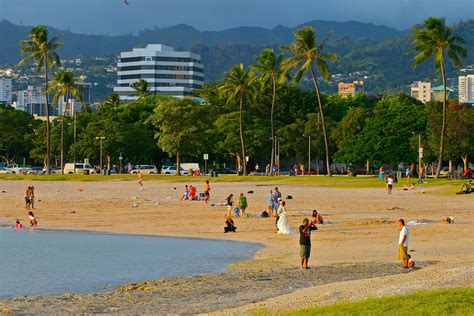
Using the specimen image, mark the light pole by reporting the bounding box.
[95,136,105,172]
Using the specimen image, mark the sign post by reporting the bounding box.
[203,153,209,175]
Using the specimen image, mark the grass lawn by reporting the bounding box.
[262,288,474,316]
[0,173,467,191]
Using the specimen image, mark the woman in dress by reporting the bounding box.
[277,201,291,234]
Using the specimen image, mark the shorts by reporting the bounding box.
[205,190,210,197]
[25,197,31,203]
[388,184,393,189]
[300,245,311,259]
[398,245,408,260]
[138,178,144,184]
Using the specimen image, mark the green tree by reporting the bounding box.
[218,64,257,175]
[18,26,62,173]
[150,98,211,175]
[283,26,339,175]
[410,16,467,178]
[132,79,150,98]
[48,70,83,174]
[103,92,120,108]
[252,49,286,172]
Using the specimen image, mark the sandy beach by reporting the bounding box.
[0,178,472,314]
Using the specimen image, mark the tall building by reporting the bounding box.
[15,87,58,117]
[338,81,364,98]
[459,75,474,104]
[431,85,454,102]
[410,81,431,103]
[113,44,204,100]
[0,78,12,104]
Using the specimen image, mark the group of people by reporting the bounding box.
[16,185,39,229]
[180,180,211,202]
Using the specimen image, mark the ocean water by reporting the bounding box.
[0,228,260,298]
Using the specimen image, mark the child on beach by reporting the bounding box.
[204,180,210,203]
[189,185,197,200]
[137,170,144,191]
[386,175,394,194]
[15,220,23,229]
[181,185,189,200]
[238,193,247,217]
[28,211,37,227]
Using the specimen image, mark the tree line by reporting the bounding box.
[0,17,471,177]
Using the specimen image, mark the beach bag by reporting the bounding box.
[261,211,269,217]
[234,207,240,217]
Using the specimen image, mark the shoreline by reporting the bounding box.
[0,179,472,314]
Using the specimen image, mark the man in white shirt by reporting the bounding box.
[398,218,409,268]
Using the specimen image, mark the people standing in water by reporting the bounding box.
[137,170,144,191]
[226,193,234,217]
[299,218,317,269]
[238,193,247,217]
[398,219,410,269]
[28,211,37,227]
[204,180,210,203]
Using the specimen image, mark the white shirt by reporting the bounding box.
[387,178,394,185]
[399,226,409,246]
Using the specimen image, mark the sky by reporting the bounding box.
[0,0,472,35]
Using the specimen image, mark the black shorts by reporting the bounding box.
[205,190,210,197]
[25,197,31,203]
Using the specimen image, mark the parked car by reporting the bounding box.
[211,168,239,175]
[131,165,159,174]
[63,163,95,175]
[27,167,46,175]
[0,167,12,174]
[161,166,189,175]
[278,168,294,176]
[438,167,450,178]
[5,164,29,174]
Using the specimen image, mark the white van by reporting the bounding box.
[64,163,95,174]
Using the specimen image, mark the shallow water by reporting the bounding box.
[0,228,260,298]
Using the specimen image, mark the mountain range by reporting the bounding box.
[1,19,473,94]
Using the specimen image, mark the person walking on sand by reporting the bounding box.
[127,162,133,175]
[238,192,247,217]
[137,170,144,191]
[204,180,210,203]
[386,175,394,194]
[267,190,275,217]
[226,193,234,217]
[299,218,317,269]
[30,186,36,209]
[398,219,409,269]
[405,167,411,184]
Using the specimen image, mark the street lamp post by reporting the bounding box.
[95,136,105,172]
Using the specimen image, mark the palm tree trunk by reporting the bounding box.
[239,92,247,175]
[60,90,69,175]
[44,53,51,175]
[270,75,276,176]
[435,60,447,179]
[310,68,331,176]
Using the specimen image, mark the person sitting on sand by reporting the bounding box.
[224,216,237,233]
[398,218,409,269]
[459,180,472,194]
[238,193,247,217]
[311,210,324,224]
[181,185,189,200]
[28,211,37,227]
[15,220,23,229]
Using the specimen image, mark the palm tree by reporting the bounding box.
[103,92,120,108]
[132,79,150,98]
[283,26,339,176]
[19,26,62,174]
[219,64,257,175]
[49,70,83,174]
[410,17,467,179]
[252,49,286,175]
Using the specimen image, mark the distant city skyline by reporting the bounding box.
[0,0,472,35]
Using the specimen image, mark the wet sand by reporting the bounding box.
[0,179,472,314]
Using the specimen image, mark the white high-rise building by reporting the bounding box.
[113,44,204,100]
[410,81,431,103]
[0,78,12,104]
[15,87,58,117]
[459,75,474,104]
